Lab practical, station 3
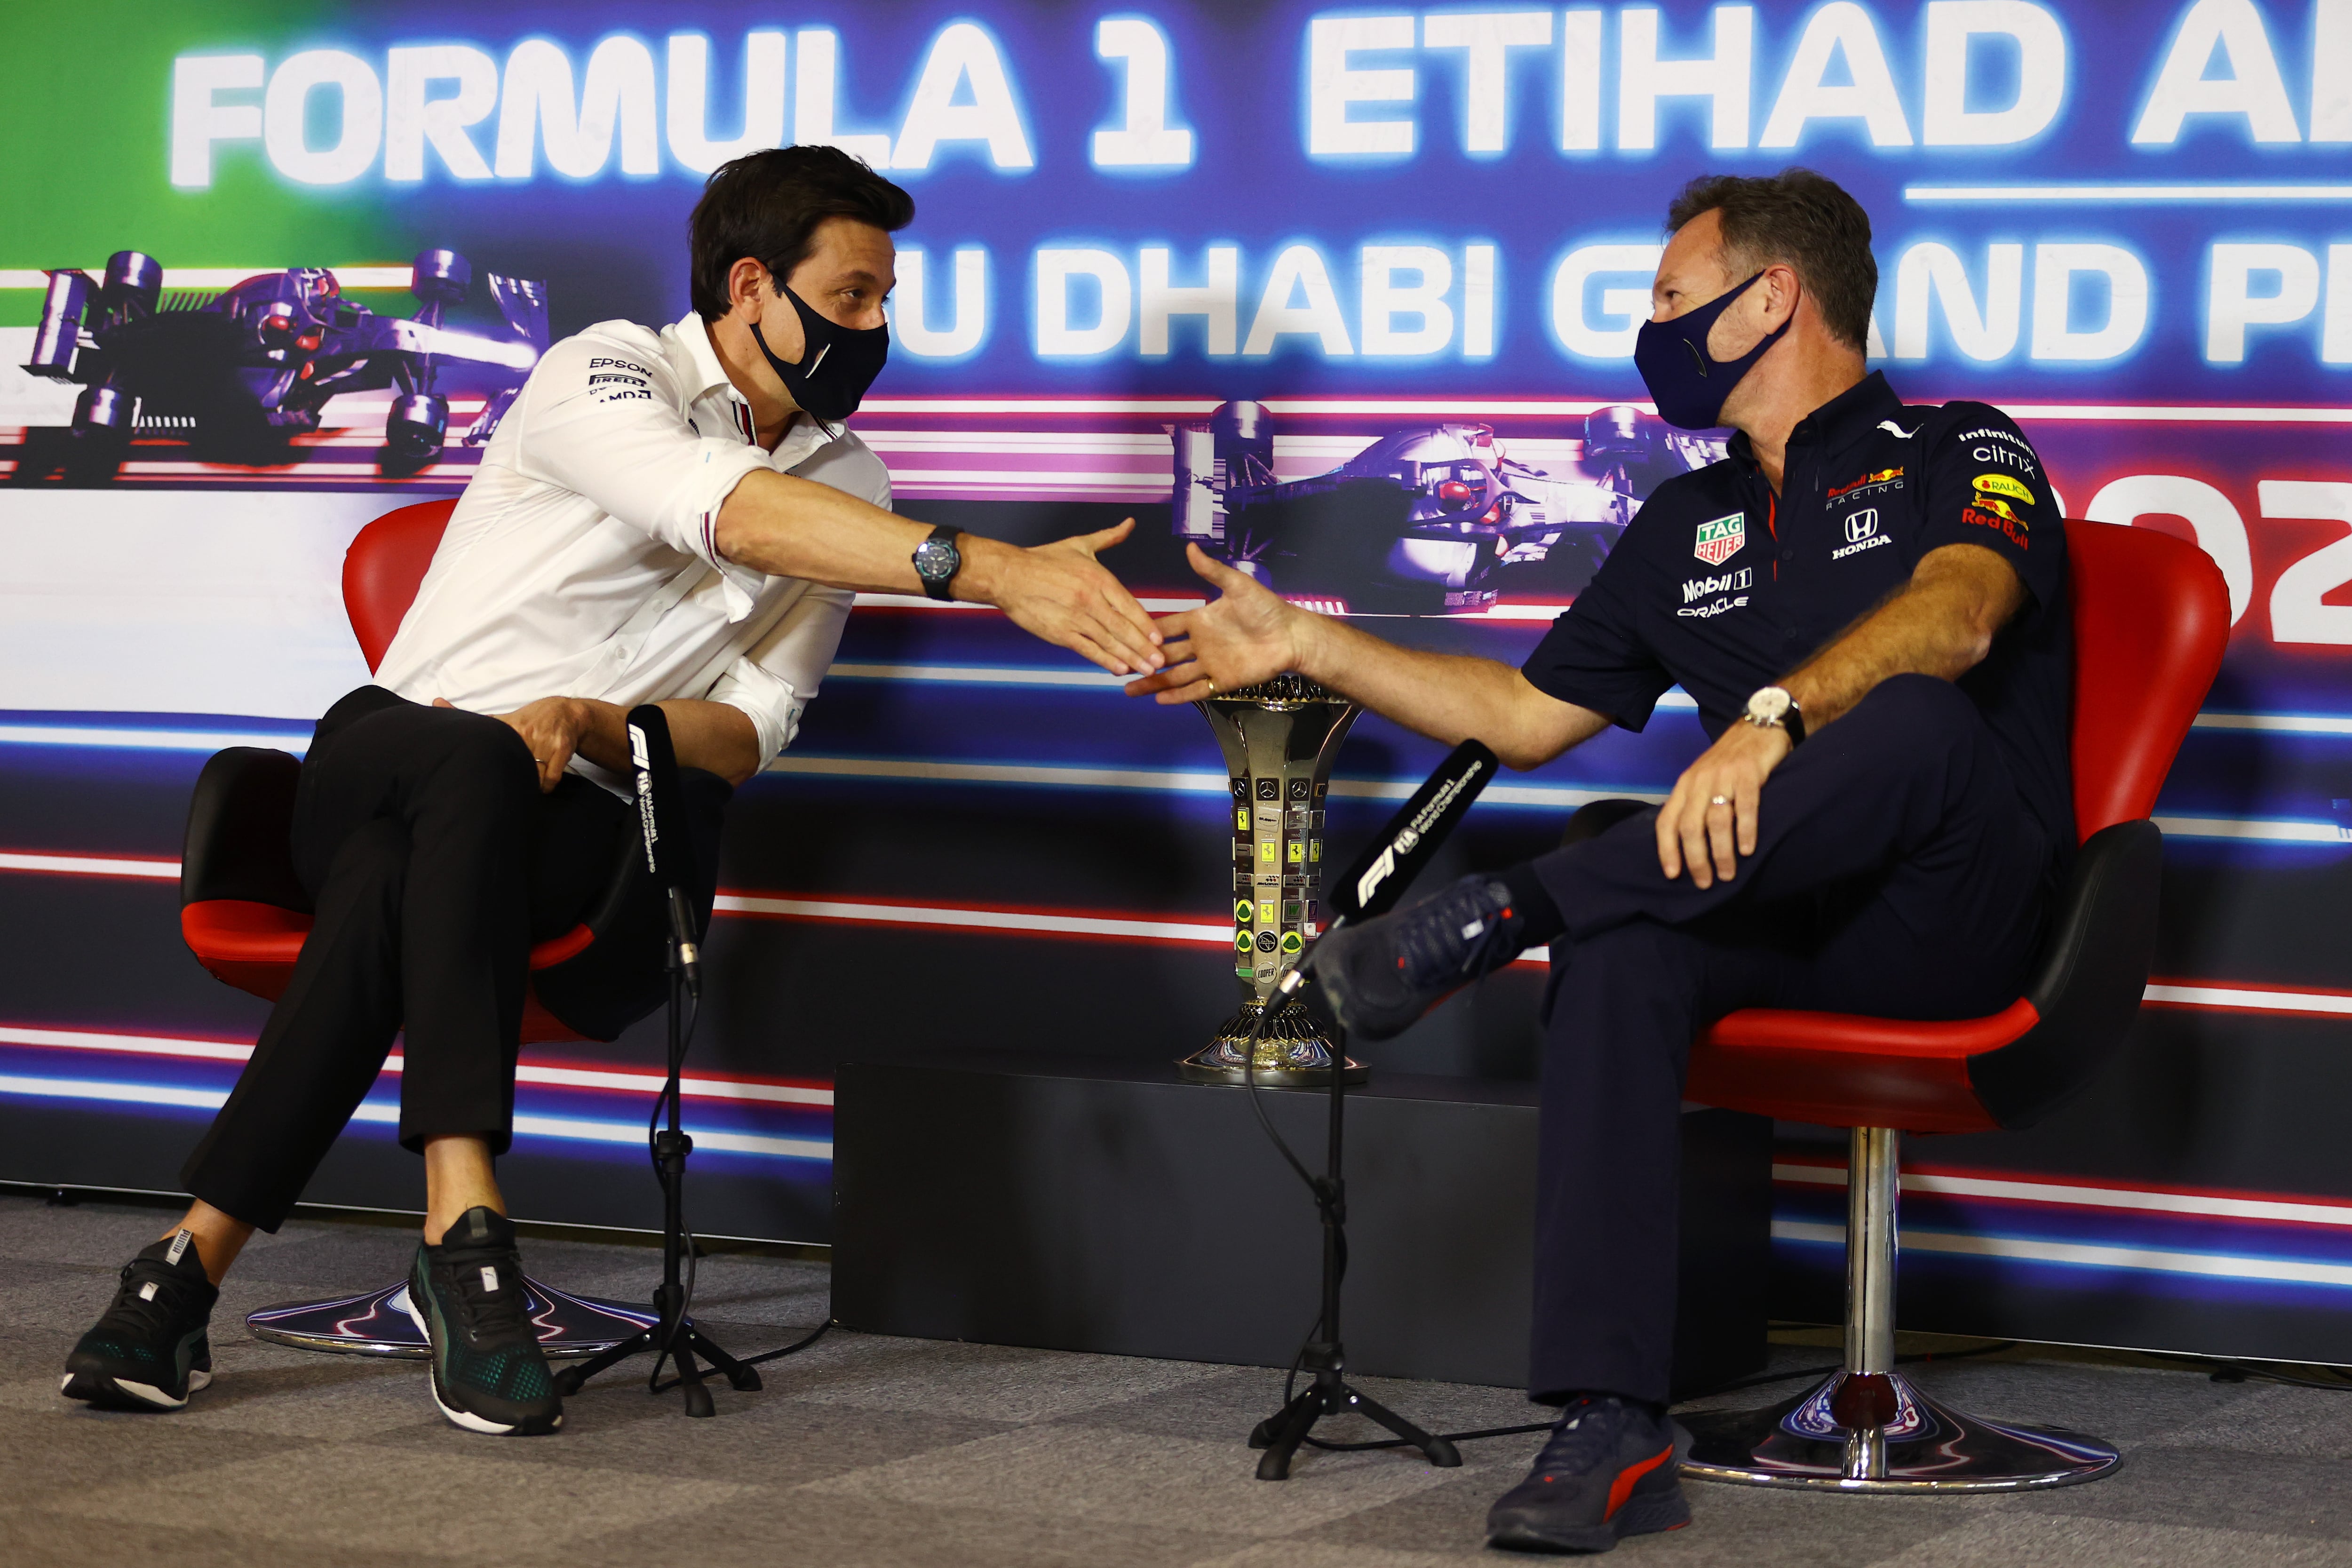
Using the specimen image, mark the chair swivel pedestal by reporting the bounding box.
[1679,1126,2119,1491]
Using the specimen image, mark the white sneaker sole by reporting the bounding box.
[401,1292,557,1435]
[59,1368,211,1410]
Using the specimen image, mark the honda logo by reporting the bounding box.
[1844,509,1879,543]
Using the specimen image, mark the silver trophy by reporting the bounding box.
[1178,673,1367,1086]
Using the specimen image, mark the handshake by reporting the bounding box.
[989,518,1313,705]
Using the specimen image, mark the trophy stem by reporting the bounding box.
[1183,675,1363,1088]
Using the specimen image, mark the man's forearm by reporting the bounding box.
[1781,544,2021,730]
[711,470,947,595]
[1295,614,1607,769]
[569,698,762,787]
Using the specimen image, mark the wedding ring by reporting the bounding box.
[1709,794,1731,807]
[1205,677,1216,693]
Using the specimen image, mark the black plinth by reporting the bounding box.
[834,1056,1770,1396]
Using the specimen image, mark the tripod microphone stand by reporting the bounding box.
[1243,971,1459,1479]
[554,705,765,1417]
[552,935,761,1417]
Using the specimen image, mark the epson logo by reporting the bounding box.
[1682,567,1753,603]
[1845,509,1879,543]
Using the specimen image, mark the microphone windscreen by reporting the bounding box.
[626,703,687,886]
[1326,740,1499,923]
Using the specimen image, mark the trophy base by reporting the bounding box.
[1178,996,1368,1088]
[1176,1057,1369,1088]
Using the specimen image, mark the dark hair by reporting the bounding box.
[1666,168,1875,354]
[688,146,915,323]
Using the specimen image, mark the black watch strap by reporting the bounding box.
[1781,700,1806,747]
[914,525,962,601]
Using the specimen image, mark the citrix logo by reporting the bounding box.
[1845,509,1879,544]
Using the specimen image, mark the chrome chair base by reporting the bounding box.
[246,1276,660,1359]
[1681,1370,2122,1493]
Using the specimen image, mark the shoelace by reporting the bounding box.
[435,1247,532,1344]
[1393,880,1523,988]
[103,1260,206,1338]
[1530,1398,1632,1478]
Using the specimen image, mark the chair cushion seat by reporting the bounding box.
[1687,998,2039,1133]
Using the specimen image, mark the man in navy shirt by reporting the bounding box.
[1128,169,2067,1553]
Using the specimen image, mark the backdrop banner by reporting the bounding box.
[4,0,2351,1363]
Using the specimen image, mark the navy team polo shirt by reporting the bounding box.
[1523,371,2074,854]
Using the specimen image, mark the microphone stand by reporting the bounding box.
[1242,960,1462,1480]
[553,892,762,1417]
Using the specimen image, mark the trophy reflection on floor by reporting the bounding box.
[1178,674,1368,1086]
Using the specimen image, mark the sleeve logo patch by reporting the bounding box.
[1973,472,2034,505]
[1963,506,2030,549]
[1693,512,1746,566]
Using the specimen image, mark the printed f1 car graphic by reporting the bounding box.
[1170,401,1724,613]
[20,249,548,477]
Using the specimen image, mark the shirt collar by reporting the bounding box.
[1725,370,1904,474]
[666,309,849,455]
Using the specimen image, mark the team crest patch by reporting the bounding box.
[1693,512,1746,566]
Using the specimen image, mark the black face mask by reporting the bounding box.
[747,280,889,424]
[1632,271,1792,430]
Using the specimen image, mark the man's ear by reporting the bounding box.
[726,257,771,320]
[1764,263,1802,328]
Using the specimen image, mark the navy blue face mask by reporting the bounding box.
[1632,271,1792,430]
[747,280,890,424]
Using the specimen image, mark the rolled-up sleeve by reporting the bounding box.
[706,582,856,767]
[508,328,772,620]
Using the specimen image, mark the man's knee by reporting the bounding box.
[423,708,538,803]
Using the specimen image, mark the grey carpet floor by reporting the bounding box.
[4,1192,2350,1566]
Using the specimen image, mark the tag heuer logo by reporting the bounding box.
[1693,513,1746,566]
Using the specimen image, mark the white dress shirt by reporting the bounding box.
[376,310,888,792]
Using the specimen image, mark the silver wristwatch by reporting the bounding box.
[1741,685,1805,745]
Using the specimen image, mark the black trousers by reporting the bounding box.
[182,686,636,1232]
[1524,675,2057,1405]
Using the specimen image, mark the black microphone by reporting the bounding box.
[1272,739,1500,998]
[626,704,701,995]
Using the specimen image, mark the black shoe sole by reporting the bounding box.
[1487,1484,1693,1554]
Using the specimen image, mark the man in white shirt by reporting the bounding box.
[63,147,1164,1434]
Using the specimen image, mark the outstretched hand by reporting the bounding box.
[991,517,1166,677]
[1122,543,1309,703]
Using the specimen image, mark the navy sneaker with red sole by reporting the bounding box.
[1486,1395,1693,1554]
[1310,875,1529,1041]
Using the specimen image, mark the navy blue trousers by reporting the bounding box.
[1525,675,2058,1405]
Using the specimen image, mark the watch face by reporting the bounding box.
[914,537,958,581]
[1748,686,1791,723]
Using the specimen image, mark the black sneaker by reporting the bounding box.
[1311,876,1527,1040]
[404,1207,563,1435]
[61,1230,219,1412]
[1486,1396,1692,1554]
